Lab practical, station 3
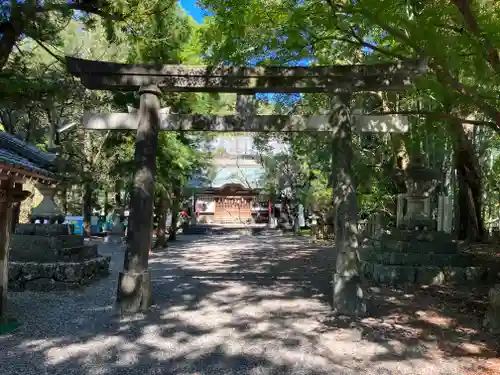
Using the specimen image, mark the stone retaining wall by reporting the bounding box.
[484,284,500,334]
[9,235,85,262]
[15,224,73,236]
[361,261,495,286]
[8,256,111,291]
[362,251,480,267]
[381,238,458,253]
[56,244,99,262]
[311,224,334,240]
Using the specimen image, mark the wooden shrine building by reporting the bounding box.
[0,131,57,323]
[189,136,269,224]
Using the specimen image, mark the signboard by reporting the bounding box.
[64,216,84,235]
[196,199,215,213]
[90,215,100,233]
[0,189,7,203]
[298,204,305,227]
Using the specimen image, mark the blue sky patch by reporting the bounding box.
[179,0,206,23]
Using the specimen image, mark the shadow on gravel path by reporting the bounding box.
[0,231,482,375]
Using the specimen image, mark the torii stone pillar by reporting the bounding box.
[116,85,161,313]
[330,93,365,315]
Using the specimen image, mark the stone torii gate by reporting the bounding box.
[66,57,426,316]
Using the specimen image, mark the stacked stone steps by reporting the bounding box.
[484,284,500,333]
[182,224,266,236]
[213,217,250,225]
[360,260,494,285]
[8,256,110,291]
[10,225,92,263]
[182,225,212,235]
[56,244,99,262]
[8,223,110,291]
[381,238,458,254]
[381,230,455,242]
[361,229,498,286]
[9,244,99,263]
[361,252,479,267]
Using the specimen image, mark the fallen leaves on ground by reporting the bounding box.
[358,281,499,367]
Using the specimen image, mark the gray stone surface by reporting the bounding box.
[372,264,416,285]
[55,244,99,262]
[484,284,500,333]
[380,238,458,254]
[8,256,110,291]
[380,229,455,244]
[0,233,475,374]
[415,266,445,285]
[15,224,73,236]
[363,252,477,267]
[363,228,494,286]
[10,234,84,262]
[364,263,493,286]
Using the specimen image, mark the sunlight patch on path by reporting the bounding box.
[0,231,478,375]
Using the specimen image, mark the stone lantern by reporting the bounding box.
[31,183,64,223]
[402,154,440,230]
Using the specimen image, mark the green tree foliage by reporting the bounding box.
[197,0,500,240]
[0,0,182,70]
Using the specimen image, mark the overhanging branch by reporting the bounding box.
[33,2,124,21]
[451,0,500,72]
[322,1,500,132]
[33,39,64,63]
[310,33,407,60]
[371,110,497,128]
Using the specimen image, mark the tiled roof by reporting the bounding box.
[0,132,56,168]
[207,135,288,155]
[211,166,264,188]
[0,132,56,179]
[188,165,265,189]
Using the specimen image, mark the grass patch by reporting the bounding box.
[0,319,21,335]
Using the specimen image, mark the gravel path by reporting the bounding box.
[1,231,475,374]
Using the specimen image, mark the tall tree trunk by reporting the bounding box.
[154,193,168,248]
[451,120,485,241]
[103,189,109,214]
[82,182,92,237]
[25,108,32,143]
[0,21,21,71]
[114,180,122,208]
[278,198,292,230]
[61,186,68,215]
[292,196,300,233]
[169,184,181,241]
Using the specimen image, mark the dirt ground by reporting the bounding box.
[357,282,500,375]
[1,231,499,374]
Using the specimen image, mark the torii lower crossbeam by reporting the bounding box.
[82,112,409,133]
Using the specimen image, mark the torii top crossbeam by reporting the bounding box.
[66,57,427,93]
